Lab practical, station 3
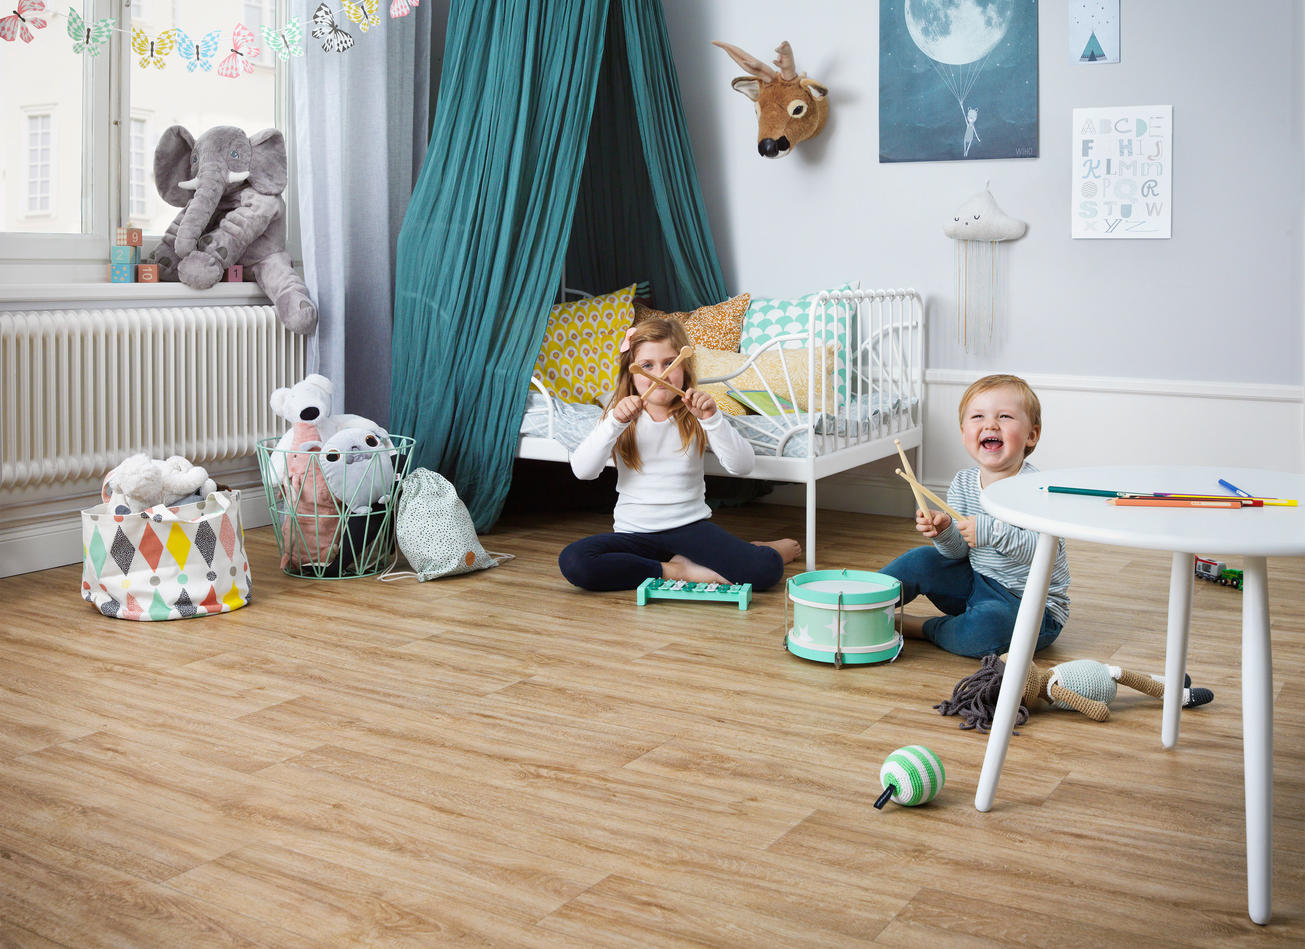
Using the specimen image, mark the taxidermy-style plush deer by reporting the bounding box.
[712,40,829,158]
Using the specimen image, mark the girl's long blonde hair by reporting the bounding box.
[608,317,705,471]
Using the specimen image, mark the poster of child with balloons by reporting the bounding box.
[879,0,1039,163]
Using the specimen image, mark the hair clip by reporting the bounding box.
[618,325,637,354]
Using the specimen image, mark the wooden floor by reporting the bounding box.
[1,504,1303,947]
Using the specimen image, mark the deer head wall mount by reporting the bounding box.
[713,40,829,159]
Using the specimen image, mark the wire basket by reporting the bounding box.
[255,434,414,579]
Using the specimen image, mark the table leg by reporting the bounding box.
[1162,552,1194,749]
[1242,555,1272,925]
[975,531,1058,812]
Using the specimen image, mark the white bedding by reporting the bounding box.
[519,391,913,459]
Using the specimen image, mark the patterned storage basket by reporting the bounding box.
[81,491,251,620]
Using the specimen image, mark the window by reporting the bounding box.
[243,0,269,39]
[0,0,288,281]
[26,114,53,216]
[129,118,149,221]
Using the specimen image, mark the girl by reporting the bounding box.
[559,317,801,591]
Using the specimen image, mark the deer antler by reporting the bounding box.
[772,41,798,81]
[712,41,778,82]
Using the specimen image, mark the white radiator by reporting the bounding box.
[1,305,307,490]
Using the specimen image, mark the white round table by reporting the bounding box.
[977,466,1305,926]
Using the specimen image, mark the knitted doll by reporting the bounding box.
[937,653,1215,732]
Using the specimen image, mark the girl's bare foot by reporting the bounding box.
[753,538,802,564]
[663,554,730,584]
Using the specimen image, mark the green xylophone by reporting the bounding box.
[635,577,752,611]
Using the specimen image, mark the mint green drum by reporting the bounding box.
[785,569,903,666]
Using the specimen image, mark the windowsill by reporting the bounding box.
[0,282,271,307]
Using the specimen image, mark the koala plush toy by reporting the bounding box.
[318,428,397,513]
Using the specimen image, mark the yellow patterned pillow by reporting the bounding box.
[696,383,748,416]
[533,285,637,404]
[632,293,750,352]
[695,345,837,413]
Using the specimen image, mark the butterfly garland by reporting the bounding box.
[217,22,260,78]
[130,27,174,68]
[10,3,416,61]
[311,3,354,53]
[342,0,380,33]
[66,5,112,56]
[0,0,48,43]
[260,16,304,61]
[174,28,221,73]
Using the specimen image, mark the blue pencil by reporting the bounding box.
[1218,478,1253,499]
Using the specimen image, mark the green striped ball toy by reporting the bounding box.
[878,745,945,807]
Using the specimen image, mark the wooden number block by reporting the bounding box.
[108,263,136,283]
[110,245,140,264]
[225,265,244,282]
[137,263,159,283]
[115,226,143,247]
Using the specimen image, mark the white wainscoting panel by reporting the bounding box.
[762,370,1304,517]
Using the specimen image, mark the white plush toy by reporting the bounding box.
[318,427,397,513]
[267,373,389,483]
[102,454,217,512]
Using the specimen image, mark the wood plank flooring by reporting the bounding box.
[1,503,1302,947]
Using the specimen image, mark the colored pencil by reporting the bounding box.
[1218,478,1253,499]
[1044,485,1128,498]
[1107,498,1243,509]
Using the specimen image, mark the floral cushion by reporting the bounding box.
[632,293,750,352]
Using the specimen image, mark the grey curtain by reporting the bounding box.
[289,0,440,425]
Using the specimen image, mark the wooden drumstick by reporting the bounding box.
[895,468,964,521]
[894,438,929,514]
[633,347,692,402]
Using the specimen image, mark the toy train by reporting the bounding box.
[1195,556,1242,590]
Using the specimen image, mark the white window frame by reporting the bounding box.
[0,0,291,286]
[128,115,149,221]
[24,110,56,218]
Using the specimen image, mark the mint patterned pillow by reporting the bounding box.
[740,284,858,396]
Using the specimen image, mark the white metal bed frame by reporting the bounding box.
[518,287,926,569]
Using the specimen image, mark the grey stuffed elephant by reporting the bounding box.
[145,125,317,335]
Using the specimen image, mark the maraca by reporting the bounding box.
[874,745,945,809]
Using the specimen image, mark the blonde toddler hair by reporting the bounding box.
[958,374,1042,457]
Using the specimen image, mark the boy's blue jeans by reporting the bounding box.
[880,546,1062,658]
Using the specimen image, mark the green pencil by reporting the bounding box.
[1043,485,1126,498]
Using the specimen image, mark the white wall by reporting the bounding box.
[663,0,1305,497]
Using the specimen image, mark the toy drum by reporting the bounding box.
[785,569,903,666]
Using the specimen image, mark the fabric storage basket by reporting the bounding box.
[81,490,251,620]
[255,434,413,579]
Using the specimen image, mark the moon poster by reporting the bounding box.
[1072,105,1172,239]
[1069,0,1120,64]
[879,0,1039,163]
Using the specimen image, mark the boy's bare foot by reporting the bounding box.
[663,554,730,584]
[900,614,928,640]
[753,538,802,564]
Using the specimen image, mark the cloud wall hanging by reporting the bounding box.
[945,182,1026,352]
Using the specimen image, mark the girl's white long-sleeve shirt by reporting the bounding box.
[570,411,756,534]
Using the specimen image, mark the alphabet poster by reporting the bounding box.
[1072,105,1171,239]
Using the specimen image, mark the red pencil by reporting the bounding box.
[1108,498,1243,509]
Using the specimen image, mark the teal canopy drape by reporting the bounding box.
[391,0,727,530]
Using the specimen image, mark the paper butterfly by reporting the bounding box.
[311,3,353,53]
[131,27,175,68]
[260,16,304,60]
[174,29,221,72]
[0,0,48,44]
[389,0,419,17]
[342,0,380,32]
[66,5,112,56]
[217,22,260,78]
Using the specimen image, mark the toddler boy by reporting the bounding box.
[881,374,1070,657]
